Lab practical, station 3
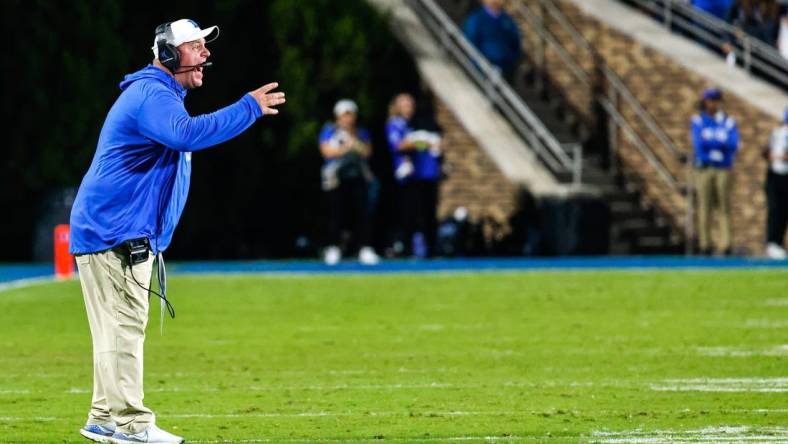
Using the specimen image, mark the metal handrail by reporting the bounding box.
[408,0,583,183]
[624,0,788,87]
[513,0,695,252]
[528,0,686,161]
[515,2,679,188]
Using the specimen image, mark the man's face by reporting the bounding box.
[704,98,720,114]
[484,0,505,10]
[175,38,210,89]
[337,111,357,129]
[398,95,415,120]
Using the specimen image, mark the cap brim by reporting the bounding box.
[179,25,220,45]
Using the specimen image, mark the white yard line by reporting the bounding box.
[740,319,788,329]
[592,426,788,444]
[696,345,788,357]
[169,410,524,419]
[651,377,788,393]
[191,437,534,443]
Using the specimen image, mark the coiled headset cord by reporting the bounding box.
[130,252,175,333]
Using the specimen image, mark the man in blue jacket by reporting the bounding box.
[691,87,739,256]
[463,0,522,82]
[70,19,285,444]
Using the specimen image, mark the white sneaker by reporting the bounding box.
[766,243,787,260]
[358,246,380,265]
[111,424,184,444]
[324,245,341,265]
[79,422,116,442]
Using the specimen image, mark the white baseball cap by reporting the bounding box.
[151,19,220,58]
[333,99,358,117]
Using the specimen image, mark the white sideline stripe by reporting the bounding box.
[170,411,523,419]
[4,408,787,423]
[192,437,532,443]
[652,385,788,393]
[0,378,778,395]
[0,277,55,293]
[740,319,788,328]
[593,426,788,443]
[696,345,788,357]
[651,377,788,393]
[56,381,608,394]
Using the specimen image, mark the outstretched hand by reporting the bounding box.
[249,82,286,115]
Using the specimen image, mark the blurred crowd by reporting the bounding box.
[317,0,787,264]
[687,0,788,60]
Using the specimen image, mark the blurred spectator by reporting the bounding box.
[463,0,522,82]
[764,107,788,259]
[778,6,788,59]
[319,99,380,265]
[473,209,511,255]
[506,188,543,256]
[386,93,443,258]
[723,0,780,58]
[691,87,740,256]
[436,207,472,257]
[692,0,735,20]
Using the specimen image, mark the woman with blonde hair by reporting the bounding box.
[385,93,443,257]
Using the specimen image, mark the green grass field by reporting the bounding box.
[0,270,786,443]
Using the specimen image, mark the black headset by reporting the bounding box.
[155,22,180,72]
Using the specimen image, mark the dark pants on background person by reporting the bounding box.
[766,170,788,246]
[399,179,439,256]
[326,177,372,249]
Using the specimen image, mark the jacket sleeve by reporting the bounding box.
[463,13,480,48]
[386,122,405,152]
[691,116,708,164]
[726,119,740,153]
[137,87,263,152]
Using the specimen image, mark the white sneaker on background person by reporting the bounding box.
[324,245,341,265]
[111,423,184,444]
[358,246,380,265]
[79,422,116,442]
[766,243,787,260]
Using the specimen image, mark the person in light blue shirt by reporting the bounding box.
[463,0,522,81]
[70,19,285,444]
[690,87,738,256]
[318,99,379,266]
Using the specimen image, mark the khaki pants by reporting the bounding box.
[76,249,155,434]
[695,168,732,252]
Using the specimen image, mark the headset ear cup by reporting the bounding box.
[157,40,180,72]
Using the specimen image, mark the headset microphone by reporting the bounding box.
[174,61,213,73]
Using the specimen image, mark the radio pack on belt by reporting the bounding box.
[123,237,151,265]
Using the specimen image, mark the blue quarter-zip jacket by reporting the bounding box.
[463,7,522,76]
[69,65,263,255]
[690,111,739,169]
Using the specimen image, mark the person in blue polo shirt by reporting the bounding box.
[691,87,739,256]
[386,93,443,258]
[463,0,522,82]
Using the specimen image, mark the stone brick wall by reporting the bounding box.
[513,0,774,254]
